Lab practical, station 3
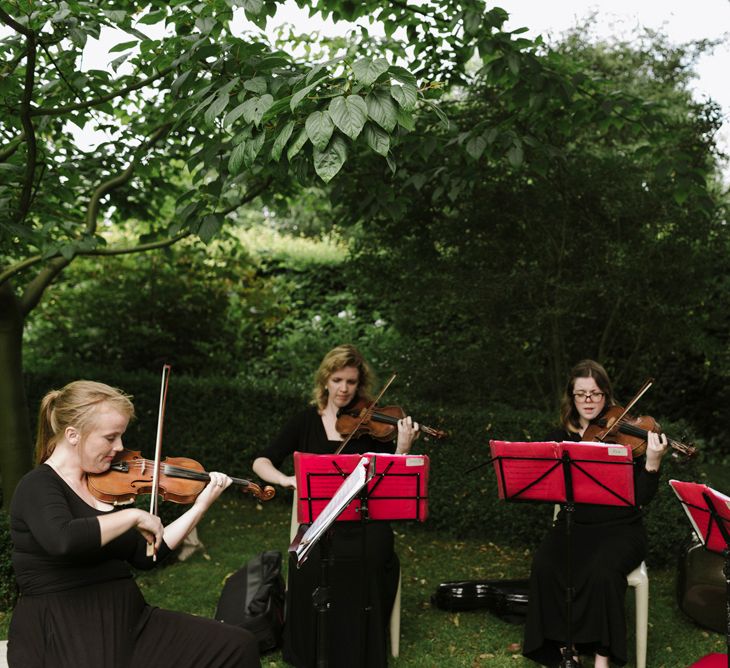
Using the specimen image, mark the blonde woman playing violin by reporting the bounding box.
[8,380,260,668]
[253,344,418,668]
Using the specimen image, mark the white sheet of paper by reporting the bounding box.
[292,456,374,566]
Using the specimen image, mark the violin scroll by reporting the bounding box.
[241,482,276,502]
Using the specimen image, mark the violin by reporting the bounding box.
[582,405,696,459]
[87,449,276,505]
[335,398,448,443]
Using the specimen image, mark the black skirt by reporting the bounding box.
[283,521,400,668]
[522,518,646,666]
[8,577,260,668]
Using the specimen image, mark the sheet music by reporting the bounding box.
[291,456,373,566]
[489,440,634,505]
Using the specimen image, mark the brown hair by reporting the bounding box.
[559,359,615,432]
[35,380,135,464]
[311,344,375,410]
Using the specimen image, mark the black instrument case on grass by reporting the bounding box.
[431,579,529,624]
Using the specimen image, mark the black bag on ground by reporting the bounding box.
[431,579,529,624]
[214,550,286,653]
[676,534,725,634]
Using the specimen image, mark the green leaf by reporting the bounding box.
[507,144,523,167]
[287,128,309,162]
[244,131,266,167]
[466,134,487,160]
[244,77,268,94]
[108,40,138,53]
[241,94,274,127]
[423,99,449,129]
[103,10,127,23]
[171,70,193,95]
[385,151,396,175]
[198,214,222,243]
[228,142,247,174]
[313,135,348,183]
[224,101,249,128]
[271,121,295,162]
[396,107,415,132]
[69,28,88,48]
[243,0,263,14]
[352,57,389,86]
[290,77,326,111]
[390,83,418,112]
[305,111,334,151]
[204,93,230,126]
[364,123,390,157]
[366,89,398,132]
[138,9,167,25]
[389,66,416,86]
[328,95,368,140]
[673,187,690,205]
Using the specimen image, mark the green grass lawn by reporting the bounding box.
[1,496,725,666]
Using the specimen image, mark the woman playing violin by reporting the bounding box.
[252,344,419,668]
[8,380,260,668]
[522,360,669,668]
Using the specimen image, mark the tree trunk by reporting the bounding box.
[0,281,33,511]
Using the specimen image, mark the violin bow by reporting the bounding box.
[599,377,653,439]
[147,363,172,559]
[334,373,397,455]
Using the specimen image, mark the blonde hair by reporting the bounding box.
[35,380,134,464]
[311,344,374,409]
[559,359,616,433]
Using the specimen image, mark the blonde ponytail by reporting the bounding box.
[35,381,134,464]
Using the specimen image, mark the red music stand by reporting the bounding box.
[670,480,730,667]
[489,440,635,668]
[293,451,430,525]
[289,452,430,668]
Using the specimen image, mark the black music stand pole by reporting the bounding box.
[561,451,578,668]
[702,492,730,668]
[312,530,334,668]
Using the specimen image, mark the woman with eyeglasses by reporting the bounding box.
[522,359,669,668]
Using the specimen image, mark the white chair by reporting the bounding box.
[290,491,402,657]
[552,506,648,668]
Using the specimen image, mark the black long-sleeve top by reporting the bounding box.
[10,464,172,596]
[547,428,660,526]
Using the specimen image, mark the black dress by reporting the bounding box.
[260,406,400,668]
[522,429,659,666]
[8,464,261,668]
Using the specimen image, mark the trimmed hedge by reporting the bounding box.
[1,370,701,610]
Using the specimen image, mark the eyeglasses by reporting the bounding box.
[573,391,605,402]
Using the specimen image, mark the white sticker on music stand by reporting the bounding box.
[608,446,630,457]
[405,457,425,467]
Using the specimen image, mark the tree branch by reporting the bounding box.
[0,7,32,36]
[0,132,25,162]
[29,65,176,118]
[5,174,272,311]
[86,123,172,235]
[18,257,71,316]
[16,27,37,225]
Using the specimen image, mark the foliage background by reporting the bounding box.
[2,2,730,656]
